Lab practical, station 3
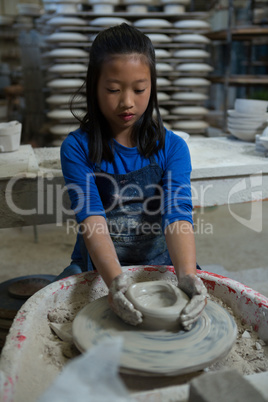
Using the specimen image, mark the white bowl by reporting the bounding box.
[46,94,86,105]
[228,109,268,120]
[0,121,22,152]
[235,99,268,115]
[125,280,189,331]
[49,124,79,136]
[227,119,266,131]
[126,5,147,13]
[47,109,84,120]
[55,4,78,13]
[228,128,256,142]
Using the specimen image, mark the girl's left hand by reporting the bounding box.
[178,274,207,331]
[108,273,143,326]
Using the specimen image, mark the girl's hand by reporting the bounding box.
[178,274,207,331]
[108,273,143,326]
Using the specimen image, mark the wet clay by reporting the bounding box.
[125,281,189,330]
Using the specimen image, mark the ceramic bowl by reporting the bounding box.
[171,106,209,115]
[92,4,114,13]
[173,78,211,87]
[171,92,208,101]
[173,34,210,44]
[228,128,256,142]
[174,19,210,29]
[125,280,189,331]
[0,121,22,152]
[235,99,268,115]
[48,64,87,74]
[228,109,268,121]
[126,5,148,13]
[173,49,210,59]
[134,19,172,28]
[164,4,185,13]
[89,17,130,26]
[176,63,213,73]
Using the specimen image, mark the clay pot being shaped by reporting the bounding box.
[125,280,189,331]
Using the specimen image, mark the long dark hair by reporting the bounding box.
[72,23,165,163]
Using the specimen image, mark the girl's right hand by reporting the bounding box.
[108,273,143,326]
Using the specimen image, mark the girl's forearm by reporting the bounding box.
[165,220,197,279]
[81,215,122,288]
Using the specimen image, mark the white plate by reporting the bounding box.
[47,49,88,58]
[173,34,210,44]
[156,63,173,72]
[72,296,236,376]
[92,4,114,13]
[47,79,84,88]
[47,109,84,120]
[173,49,210,59]
[157,77,171,86]
[46,94,86,105]
[173,120,209,129]
[48,64,87,74]
[171,92,208,101]
[174,20,210,29]
[126,5,148,13]
[173,78,211,86]
[171,106,209,115]
[89,17,130,26]
[49,124,79,136]
[46,33,88,42]
[48,17,87,26]
[160,0,190,4]
[147,34,172,43]
[88,0,119,4]
[133,19,172,28]
[176,63,213,72]
[155,49,172,58]
[157,92,170,101]
[164,4,185,13]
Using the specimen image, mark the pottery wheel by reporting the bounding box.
[73,297,237,376]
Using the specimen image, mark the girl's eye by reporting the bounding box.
[135,89,145,94]
[107,89,119,93]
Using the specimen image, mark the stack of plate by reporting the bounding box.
[44,14,89,145]
[227,99,268,142]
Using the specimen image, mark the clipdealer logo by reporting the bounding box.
[227,171,263,233]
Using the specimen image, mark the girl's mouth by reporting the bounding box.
[118,113,134,122]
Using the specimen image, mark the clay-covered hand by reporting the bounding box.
[178,274,207,331]
[108,273,143,326]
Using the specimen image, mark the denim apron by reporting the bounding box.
[80,155,172,269]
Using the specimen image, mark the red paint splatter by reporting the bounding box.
[245,297,252,305]
[202,279,216,291]
[17,334,26,342]
[226,285,236,294]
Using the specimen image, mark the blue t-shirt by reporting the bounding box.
[61,128,193,259]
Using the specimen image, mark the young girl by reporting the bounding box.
[58,23,207,330]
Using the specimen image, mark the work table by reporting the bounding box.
[0,136,267,228]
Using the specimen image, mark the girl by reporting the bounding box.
[58,23,207,330]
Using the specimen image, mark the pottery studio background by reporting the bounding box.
[0,0,268,352]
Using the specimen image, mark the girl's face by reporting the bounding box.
[97,53,151,142]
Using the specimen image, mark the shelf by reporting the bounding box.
[209,75,268,85]
[206,26,268,41]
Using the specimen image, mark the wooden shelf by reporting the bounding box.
[206,26,268,41]
[209,75,268,85]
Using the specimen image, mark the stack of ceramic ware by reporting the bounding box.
[258,124,268,153]
[227,99,268,142]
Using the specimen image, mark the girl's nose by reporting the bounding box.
[119,91,133,109]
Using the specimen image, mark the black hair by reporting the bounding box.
[71,23,165,163]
